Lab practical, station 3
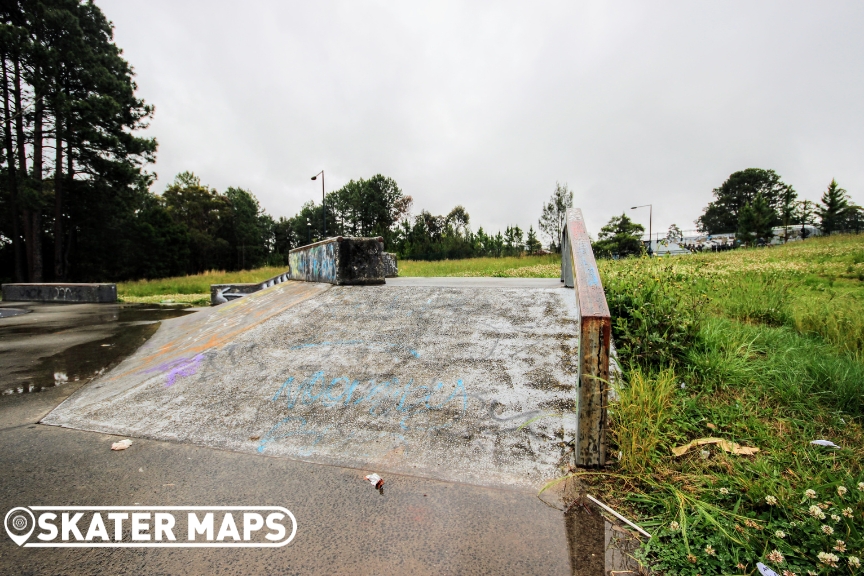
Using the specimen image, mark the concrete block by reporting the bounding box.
[289,237,385,285]
[382,252,399,278]
[1,283,117,303]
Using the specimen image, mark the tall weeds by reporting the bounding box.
[611,369,677,475]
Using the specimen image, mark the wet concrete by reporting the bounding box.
[44,281,582,489]
[0,280,644,574]
[0,302,192,395]
[0,385,601,575]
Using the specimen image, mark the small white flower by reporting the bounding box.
[818,552,839,567]
[834,540,846,552]
[849,556,861,569]
[837,486,848,497]
[806,489,817,499]
[765,495,778,506]
[669,521,680,531]
[842,507,853,518]
[821,524,834,535]
[705,545,716,556]
[807,571,818,576]
[775,530,786,539]
[831,514,841,522]
[809,505,826,520]
[719,487,730,495]
[700,449,710,459]
[767,549,785,564]
[858,482,864,491]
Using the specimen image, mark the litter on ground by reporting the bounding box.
[111,439,133,451]
[364,473,384,489]
[672,437,760,457]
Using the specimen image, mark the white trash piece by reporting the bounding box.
[364,473,384,489]
[810,439,840,449]
[111,439,133,451]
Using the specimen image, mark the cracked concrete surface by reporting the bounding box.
[43,279,582,489]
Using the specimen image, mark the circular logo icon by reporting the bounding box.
[4,507,35,546]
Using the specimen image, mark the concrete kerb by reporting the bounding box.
[1,283,117,303]
[211,272,290,306]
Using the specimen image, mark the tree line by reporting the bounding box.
[590,168,863,258]
[276,175,557,262]
[698,168,863,244]
[0,1,555,284]
[1,0,157,283]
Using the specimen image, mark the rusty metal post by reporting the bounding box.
[564,208,611,467]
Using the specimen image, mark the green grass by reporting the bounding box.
[117,266,287,305]
[399,254,560,277]
[115,255,560,304]
[585,234,864,575]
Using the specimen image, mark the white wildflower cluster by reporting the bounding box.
[818,552,840,567]
[821,524,834,535]
[809,505,826,520]
[837,486,848,497]
[849,556,861,569]
[805,489,817,499]
[775,530,786,539]
[766,550,784,564]
[765,495,778,506]
[668,521,680,531]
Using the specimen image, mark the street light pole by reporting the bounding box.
[631,204,653,256]
[311,171,325,239]
[306,218,311,245]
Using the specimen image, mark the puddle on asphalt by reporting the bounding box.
[565,501,645,575]
[544,475,645,575]
[0,303,194,395]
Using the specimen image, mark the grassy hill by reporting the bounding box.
[590,234,864,575]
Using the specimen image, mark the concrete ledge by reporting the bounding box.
[289,237,385,285]
[382,252,398,278]
[210,272,289,306]
[1,283,117,303]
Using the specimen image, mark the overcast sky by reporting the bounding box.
[101,0,864,239]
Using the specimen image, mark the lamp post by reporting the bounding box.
[631,204,652,255]
[311,170,326,239]
[306,217,311,245]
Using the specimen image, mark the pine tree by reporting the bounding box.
[737,193,775,246]
[816,179,851,235]
[525,226,541,254]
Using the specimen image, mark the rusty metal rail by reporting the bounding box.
[561,208,611,467]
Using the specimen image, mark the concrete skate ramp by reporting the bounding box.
[43,278,581,489]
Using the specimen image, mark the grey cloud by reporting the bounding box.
[103,0,864,237]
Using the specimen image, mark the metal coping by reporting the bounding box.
[565,209,611,319]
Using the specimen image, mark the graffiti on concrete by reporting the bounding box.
[382,252,398,277]
[141,353,205,387]
[1,283,117,303]
[289,242,337,283]
[210,272,290,306]
[258,371,467,455]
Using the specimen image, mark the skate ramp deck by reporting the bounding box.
[43,278,581,489]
